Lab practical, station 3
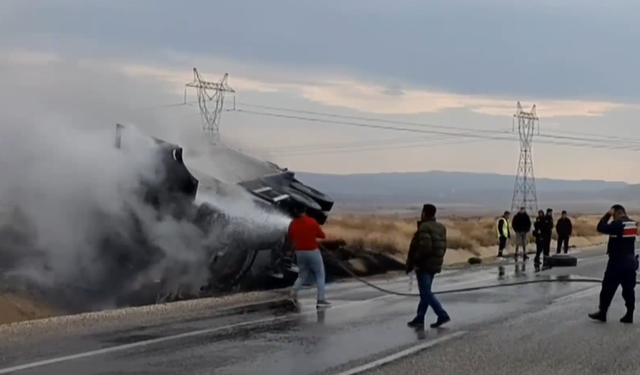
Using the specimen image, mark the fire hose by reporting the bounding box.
[318,248,620,297]
[330,256,606,297]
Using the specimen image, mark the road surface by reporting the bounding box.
[0,247,638,375]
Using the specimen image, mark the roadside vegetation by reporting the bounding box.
[325,213,607,260]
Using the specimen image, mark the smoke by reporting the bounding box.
[0,118,291,312]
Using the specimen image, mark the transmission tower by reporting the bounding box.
[185,68,235,143]
[510,102,539,215]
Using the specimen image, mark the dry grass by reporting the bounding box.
[325,213,607,258]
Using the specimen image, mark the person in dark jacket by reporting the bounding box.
[533,210,546,265]
[556,210,573,254]
[511,207,532,261]
[406,204,450,329]
[589,204,639,324]
[542,208,554,255]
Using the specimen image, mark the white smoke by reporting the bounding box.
[0,118,291,311]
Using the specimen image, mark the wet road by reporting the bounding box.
[0,247,637,375]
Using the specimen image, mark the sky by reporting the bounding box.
[2,0,640,182]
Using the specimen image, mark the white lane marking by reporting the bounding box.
[333,331,467,375]
[0,294,393,374]
[553,286,601,304]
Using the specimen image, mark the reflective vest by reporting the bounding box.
[496,217,510,238]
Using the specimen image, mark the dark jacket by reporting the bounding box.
[406,218,447,274]
[512,212,532,233]
[597,214,637,258]
[541,215,554,236]
[533,217,543,239]
[556,217,573,237]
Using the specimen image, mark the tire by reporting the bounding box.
[290,181,334,212]
[543,254,578,267]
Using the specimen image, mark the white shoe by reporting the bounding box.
[289,290,298,306]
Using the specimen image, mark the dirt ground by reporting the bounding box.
[0,293,59,326]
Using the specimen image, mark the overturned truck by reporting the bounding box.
[115,124,335,304]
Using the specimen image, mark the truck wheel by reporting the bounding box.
[290,181,334,211]
[544,254,578,268]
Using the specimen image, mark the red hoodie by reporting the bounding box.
[287,214,326,251]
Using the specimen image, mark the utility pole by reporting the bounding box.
[185,68,235,144]
[511,102,539,215]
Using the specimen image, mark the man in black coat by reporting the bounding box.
[511,206,532,261]
[533,210,546,265]
[542,208,554,255]
[556,210,573,254]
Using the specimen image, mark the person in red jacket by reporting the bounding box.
[288,203,331,308]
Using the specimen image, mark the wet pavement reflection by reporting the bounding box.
[0,249,619,375]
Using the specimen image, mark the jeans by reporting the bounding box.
[415,271,449,321]
[515,232,527,256]
[292,250,326,301]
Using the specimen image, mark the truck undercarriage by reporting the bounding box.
[113,124,335,305]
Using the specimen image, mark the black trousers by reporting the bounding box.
[534,238,549,261]
[556,235,570,254]
[599,258,637,313]
[498,236,507,254]
[543,235,552,254]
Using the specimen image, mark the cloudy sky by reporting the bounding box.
[2,0,640,182]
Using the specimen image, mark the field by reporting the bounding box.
[325,213,607,265]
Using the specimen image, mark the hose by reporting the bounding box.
[331,258,606,297]
[319,248,614,297]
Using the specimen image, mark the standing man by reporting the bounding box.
[406,204,450,329]
[496,211,511,258]
[556,210,573,254]
[589,205,638,323]
[542,208,554,256]
[511,206,532,261]
[533,210,546,265]
[288,203,331,308]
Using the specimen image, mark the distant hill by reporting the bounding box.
[294,170,635,212]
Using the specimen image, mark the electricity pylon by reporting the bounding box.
[185,68,235,144]
[510,102,539,215]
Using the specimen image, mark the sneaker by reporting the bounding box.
[523,254,530,261]
[316,300,332,308]
[430,316,451,328]
[407,319,424,329]
[620,312,634,324]
[588,311,607,322]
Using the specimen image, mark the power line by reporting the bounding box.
[271,137,495,157]
[233,101,640,147]
[233,108,640,152]
[128,99,640,152]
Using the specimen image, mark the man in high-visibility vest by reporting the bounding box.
[496,211,511,258]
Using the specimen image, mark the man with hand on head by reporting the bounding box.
[589,204,639,324]
[406,204,451,329]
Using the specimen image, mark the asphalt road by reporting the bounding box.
[0,247,637,375]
